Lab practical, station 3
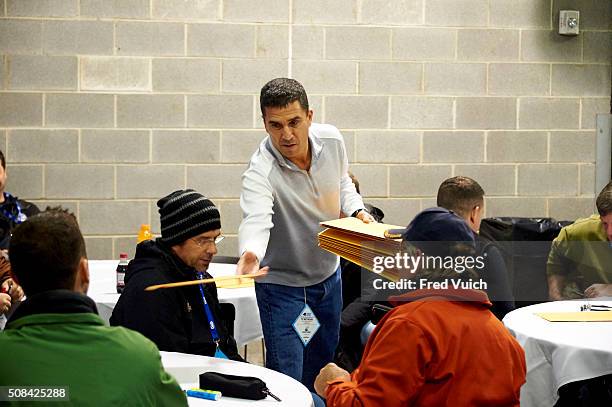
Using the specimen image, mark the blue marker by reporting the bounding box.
[186,389,222,401]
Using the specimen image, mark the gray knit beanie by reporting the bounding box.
[157,189,221,246]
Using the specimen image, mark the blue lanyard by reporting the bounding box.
[0,193,24,224]
[196,272,228,359]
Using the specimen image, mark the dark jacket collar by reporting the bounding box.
[0,192,20,215]
[1,192,17,203]
[8,289,99,323]
[389,288,491,308]
[126,239,197,284]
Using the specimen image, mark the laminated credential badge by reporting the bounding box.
[292,304,320,346]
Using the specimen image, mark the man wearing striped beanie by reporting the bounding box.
[110,189,241,360]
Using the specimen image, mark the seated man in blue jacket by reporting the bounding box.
[0,208,186,406]
[111,189,243,360]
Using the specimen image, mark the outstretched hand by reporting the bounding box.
[236,251,269,280]
[584,283,612,298]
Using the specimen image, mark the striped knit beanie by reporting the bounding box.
[157,189,221,246]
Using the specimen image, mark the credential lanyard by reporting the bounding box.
[196,272,228,359]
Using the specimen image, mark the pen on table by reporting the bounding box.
[590,305,612,311]
[580,304,612,311]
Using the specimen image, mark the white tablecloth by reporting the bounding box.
[87,260,262,346]
[503,299,612,407]
[161,351,313,406]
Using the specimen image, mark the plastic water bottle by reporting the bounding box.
[137,224,153,243]
[116,253,128,294]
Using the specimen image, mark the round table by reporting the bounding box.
[503,299,612,407]
[160,352,313,406]
[87,260,263,346]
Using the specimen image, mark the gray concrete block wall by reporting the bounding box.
[424,63,486,95]
[489,0,552,28]
[293,0,357,24]
[7,165,43,199]
[0,93,42,126]
[293,61,357,94]
[487,131,548,163]
[117,94,185,128]
[81,57,150,91]
[152,59,220,92]
[153,130,220,163]
[580,164,596,194]
[8,129,78,162]
[81,130,150,163]
[152,0,219,20]
[0,20,43,54]
[6,0,78,18]
[392,28,456,61]
[348,164,388,197]
[43,21,114,55]
[0,56,5,89]
[80,0,150,19]
[9,55,77,90]
[0,1,609,259]
[46,94,114,128]
[518,98,580,129]
[360,62,421,95]
[423,132,484,163]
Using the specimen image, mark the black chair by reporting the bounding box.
[555,374,612,406]
[480,217,570,307]
[219,303,236,338]
[371,304,393,325]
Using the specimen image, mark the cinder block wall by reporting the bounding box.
[0,0,610,259]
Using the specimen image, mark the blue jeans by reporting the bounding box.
[255,268,342,392]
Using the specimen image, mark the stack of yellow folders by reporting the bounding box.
[318,217,403,281]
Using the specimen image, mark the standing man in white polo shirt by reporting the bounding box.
[237,78,374,392]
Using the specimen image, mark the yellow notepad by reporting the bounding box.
[536,311,612,322]
[216,279,254,289]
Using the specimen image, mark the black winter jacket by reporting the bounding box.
[110,239,242,361]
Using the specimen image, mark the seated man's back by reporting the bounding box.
[317,208,525,407]
[0,209,186,406]
[1,290,186,406]
[386,291,522,405]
